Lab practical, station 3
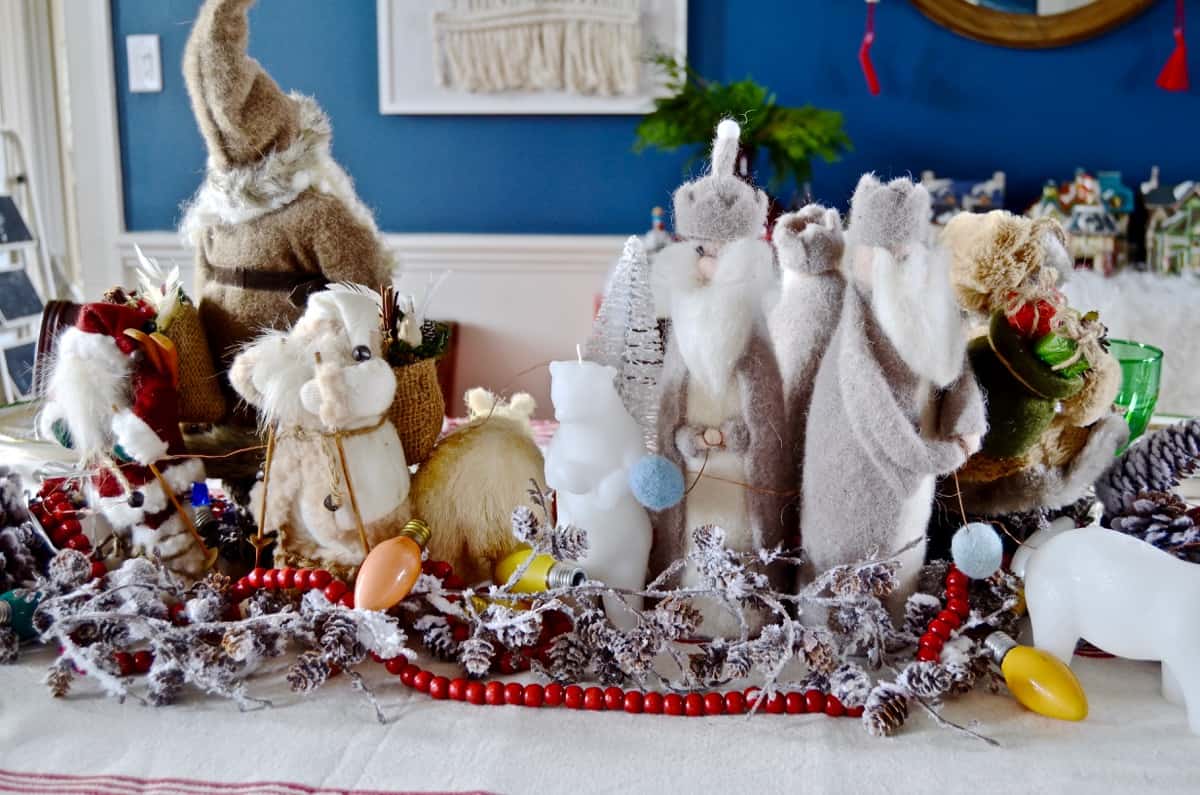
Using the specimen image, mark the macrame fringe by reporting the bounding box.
[433,0,641,96]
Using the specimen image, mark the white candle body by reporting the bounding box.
[545,360,651,628]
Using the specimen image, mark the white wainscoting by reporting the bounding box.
[117,232,623,417]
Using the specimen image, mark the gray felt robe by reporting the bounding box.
[801,286,986,608]
[652,328,795,595]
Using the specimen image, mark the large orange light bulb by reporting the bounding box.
[354,520,432,611]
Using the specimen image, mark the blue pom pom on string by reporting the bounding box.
[629,454,685,511]
[951,522,1004,580]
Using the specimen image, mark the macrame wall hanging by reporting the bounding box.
[432,0,642,96]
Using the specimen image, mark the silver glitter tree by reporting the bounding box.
[584,236,664,451]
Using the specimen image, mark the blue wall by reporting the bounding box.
[113,0,1198,234]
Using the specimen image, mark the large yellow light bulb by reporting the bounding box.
[494,545,585,593]
[986,632,1088,722]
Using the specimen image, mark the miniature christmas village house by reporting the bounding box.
[1146,182,1200,275]
[920,171,1006,226]
[1028,170,1132,275]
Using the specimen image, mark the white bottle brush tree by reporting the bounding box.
[584,236,664,451]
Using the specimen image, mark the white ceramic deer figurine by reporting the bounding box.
[1015,524,1200,734]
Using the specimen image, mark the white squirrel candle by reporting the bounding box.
[544,359,652,628]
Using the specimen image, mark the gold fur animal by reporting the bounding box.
[410,389,546,584]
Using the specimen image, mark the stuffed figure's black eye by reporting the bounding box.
[142,320,157,333]
[128,491,145,508]
[695,245,705,256]
[352,345,372,362]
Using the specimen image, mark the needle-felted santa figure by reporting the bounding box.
[38,303,209,577]
[652,120,794,636]
[800,175,986,615]
[181,0,394,413]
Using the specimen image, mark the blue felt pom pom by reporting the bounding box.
[629,454,685,511]
[951,522,1004,580]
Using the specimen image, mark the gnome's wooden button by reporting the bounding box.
[703,427,724,448]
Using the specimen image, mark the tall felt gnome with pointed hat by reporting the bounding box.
[181,0,394,410]
[801,175,986,615]
[652,120,794,636]
[38,303,210,577]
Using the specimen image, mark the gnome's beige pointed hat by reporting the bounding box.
[671,120,769,243]
[184,0,301,169]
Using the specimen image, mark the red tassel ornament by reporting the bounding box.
[860,0,881,96]
[1157,0,1189,93]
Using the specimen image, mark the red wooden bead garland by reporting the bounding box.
[232,566,862,721]
[914,565,974,664]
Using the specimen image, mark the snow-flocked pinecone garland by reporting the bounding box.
[458,636,496,678]
[317,612,366,668]
[829,663,872,708]
[416,616,460,661]
[902,593,942,637]
[147,661,185,706]
[287,651,331,694]
[896,661,953,701]
[1097,418,1200,517]
[1109,491,1200,562]
[863,683,909,737]
[48,549,92,589]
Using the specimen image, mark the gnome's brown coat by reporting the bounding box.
[182,0,393,383]
[654,330,795,593]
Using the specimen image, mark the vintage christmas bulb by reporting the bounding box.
[986,631,1088,721]
[353,520,433,611]
[0,589,44,641]
[494,546,585,593]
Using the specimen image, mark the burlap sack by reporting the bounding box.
[165,300,227,423]
[389,358,444,466]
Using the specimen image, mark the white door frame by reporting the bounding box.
[58,0,126,300]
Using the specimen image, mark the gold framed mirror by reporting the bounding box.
[911,0,1156,49]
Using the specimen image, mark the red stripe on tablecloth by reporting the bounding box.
[0,770,492,795]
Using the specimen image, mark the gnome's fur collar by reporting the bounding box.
[181,94,381,244]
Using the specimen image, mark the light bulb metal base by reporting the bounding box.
[547,563,586,589]
[985,630,1018,663]
[399,519,432,549]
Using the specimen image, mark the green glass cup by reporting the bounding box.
[1109,339,1164,448]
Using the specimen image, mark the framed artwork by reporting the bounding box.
[377,0,688,115]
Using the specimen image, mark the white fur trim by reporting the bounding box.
[160,458,206,494]
[96,477,168,528]
[180,94,386,251]
[111,409,169,465]
[40,328,131,460]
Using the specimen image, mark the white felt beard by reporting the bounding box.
[866,243,966,388]
[669,255,758,398]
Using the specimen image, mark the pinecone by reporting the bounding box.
[417,616,460,661]
[245,589,290,618]
[795,626,839,675]
[458,636,496,678]
[944,660,978,696]
[0,524,40,592]
[916,560,951,595]
[1047,495,1099,528]
[0,626,18,664]
[510,506,541,544]
[550,523,588,561]
[896,661,952,701]
[1098,418,1200,516]
[829,663,872,709]
[287,651,331,694]
[45,660,73,697]
[902,593,942,637]
[1109,491,1200,560]
[546,634,587,682]
[185,592,225,624]
[863,683,909,737]
[147,661,185,706]
[317,612,366,668]
[48,549,92,589]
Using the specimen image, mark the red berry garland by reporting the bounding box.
[228,564,866,720]
[915,565,972,663]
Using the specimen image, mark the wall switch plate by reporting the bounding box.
[126,34,162,93]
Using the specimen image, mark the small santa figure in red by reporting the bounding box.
[39,301,211,576]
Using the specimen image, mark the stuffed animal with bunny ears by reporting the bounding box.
[229,286,410,575]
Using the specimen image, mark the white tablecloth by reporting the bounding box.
[0,648,1194,794]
